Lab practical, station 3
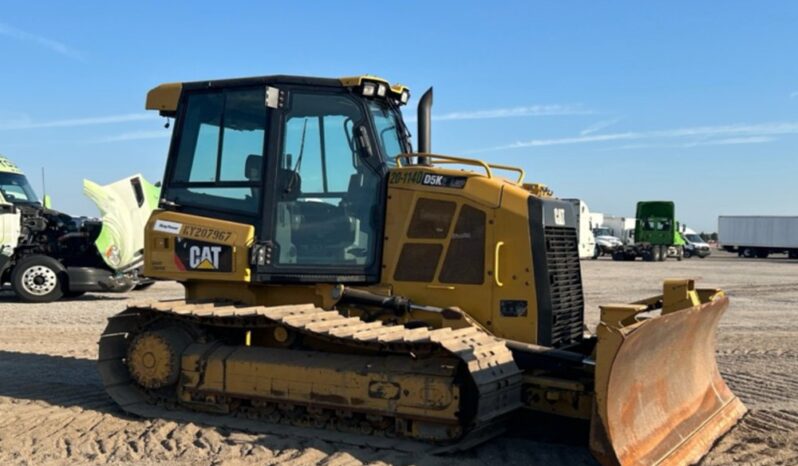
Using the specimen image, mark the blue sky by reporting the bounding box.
[1,2,796,232]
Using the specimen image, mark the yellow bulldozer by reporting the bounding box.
[98,75,745,465]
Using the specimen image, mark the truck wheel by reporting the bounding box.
[789,250,798,259]
[643,249,654,262]
[683,249,692,259]
[676,246,684,261]
[755,250,769,259]
[11,255,66,303]
[659,245,668,261]
[741,247,755,258]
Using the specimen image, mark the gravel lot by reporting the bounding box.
[0,251,796,465]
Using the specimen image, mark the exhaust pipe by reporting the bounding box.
[417,87,433,165]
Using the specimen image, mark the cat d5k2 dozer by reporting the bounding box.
[98,75,745,465]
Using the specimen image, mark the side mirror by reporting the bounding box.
[356,125,374,158]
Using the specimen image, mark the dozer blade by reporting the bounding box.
[590,290,746,466]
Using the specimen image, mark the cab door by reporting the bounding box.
[258,89,386,283]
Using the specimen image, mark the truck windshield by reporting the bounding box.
[593,227,612,236]
[0,172,39,204]
[368,101,411,167]
[685,234,703,243]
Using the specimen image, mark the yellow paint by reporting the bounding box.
[144,210,254,284]
[145,82,182,113]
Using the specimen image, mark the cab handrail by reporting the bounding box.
[394,153,525,185]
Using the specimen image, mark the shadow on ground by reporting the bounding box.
[0,350,597,465]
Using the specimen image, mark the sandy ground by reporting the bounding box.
[0,251,796,465]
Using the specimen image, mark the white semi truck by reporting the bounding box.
[564,199,596,259]
[602,215,636,245]
[0,155,159,302]
[718,215,798,259]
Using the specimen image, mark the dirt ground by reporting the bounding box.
[1,251,796,465]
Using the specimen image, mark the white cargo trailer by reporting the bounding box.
[718,216,798,259]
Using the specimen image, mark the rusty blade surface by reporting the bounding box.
[591,296,746,466]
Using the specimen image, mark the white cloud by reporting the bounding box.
[0,22,84,60]
[404,104,592,122]
[682,136,775,147]
[92,130,171,143]
[603,136,776,151]
[580,118,621,136]
[0,113,155,131]
[470,121,798,153]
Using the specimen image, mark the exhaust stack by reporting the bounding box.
[417,87,433,165]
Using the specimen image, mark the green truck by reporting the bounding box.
[611,201,685,261]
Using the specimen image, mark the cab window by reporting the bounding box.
[273,92,381,268]
[165,87,268,215]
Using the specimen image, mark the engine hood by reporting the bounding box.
[83,174,160,271]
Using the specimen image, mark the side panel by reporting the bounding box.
[383,167,556,345]
[381,167,501,331]
[491,184,540,342]
[145,210,254,283]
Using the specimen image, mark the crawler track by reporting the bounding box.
[97,300,522,453]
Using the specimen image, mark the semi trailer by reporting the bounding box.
[718,215,798,258]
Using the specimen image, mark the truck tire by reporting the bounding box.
[592,245,600,260]
[741,247,756,258]
[755,249,769,259]
[11,255,66,303]
[676,246,684,261]
[612,249,625,261]
[660,245,668,261]
[643,248,654,262]
[789,250,798,259]
[683,248,692,259]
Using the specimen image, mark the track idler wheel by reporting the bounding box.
[127,328,192,389]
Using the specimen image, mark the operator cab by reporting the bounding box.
[152,76,412,283]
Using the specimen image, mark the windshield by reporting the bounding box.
[685,234,704,243]
[593,227,612,237]
[0,172,39,204]
[368,101,411,167]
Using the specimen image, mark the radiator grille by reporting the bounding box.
[543,226,584,347]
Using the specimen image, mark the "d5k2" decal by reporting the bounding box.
[389,171,467,189]
[173,238,233,272]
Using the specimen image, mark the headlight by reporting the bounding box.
[400,89,410,104]
[105,244,121,267]
[377,83,387,97]
[362,82,376,97]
